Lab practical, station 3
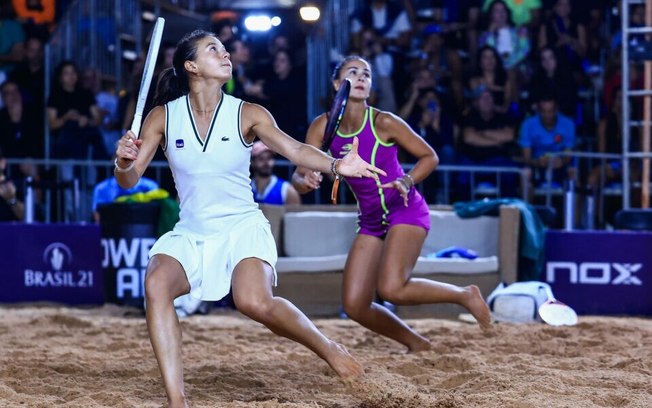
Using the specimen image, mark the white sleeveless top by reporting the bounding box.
[163,93,259,237]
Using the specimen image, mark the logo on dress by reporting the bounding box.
[339,143,353,157]
[43,242,73,271]
[221,136,230,141]
[176,139,185,148]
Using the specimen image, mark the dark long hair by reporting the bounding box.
[474,45,507,85]
[153,29,216,106]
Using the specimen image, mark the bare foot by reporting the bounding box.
[462,285,492,331]
[325,341,365,378]
[406,337,432,353]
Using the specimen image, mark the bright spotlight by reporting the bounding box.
[299,6,320,22]
[244,15,272,32]
[271,16,282,27]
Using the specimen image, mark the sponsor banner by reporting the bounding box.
[543,230,652,315]
[0,223,104,304]
[99,202,161,307]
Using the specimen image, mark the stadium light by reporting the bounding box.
[299,5,320,22]
[244,15,277,32]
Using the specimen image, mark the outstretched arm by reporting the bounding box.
[243,103,386,183]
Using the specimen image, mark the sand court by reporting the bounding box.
[1,305,651,407]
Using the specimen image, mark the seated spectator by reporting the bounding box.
[81,67,123,158]
[468,45,514,115]
[610,4,645,53]
[244,50,307,140]
[349,0,412,52]
[358,27,397,112]
[349,0,413,106]
[458,86,520,196]
[527,46,577,118]
[538,0,587,72]
[0,80,45,220]
[478,0,531,71]
[47,60,106,159]
[418,24,464,110]
[518,94,576,189]
[400,67,456,123]
[250,141,300,206]
[402,89,455,165]
[0,147,25,221]
[482,0,541,28]
[223,37,255,101]
[423,0,481,53]
[0,79,44,160]
[8,36,44,109]
[92,170,159,223]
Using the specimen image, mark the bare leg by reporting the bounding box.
[231,258,364,378]
[144,254,191,408]
[342,234,431,352]
[377,225,492,330]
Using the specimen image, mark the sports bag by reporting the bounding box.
[486,281,553,323]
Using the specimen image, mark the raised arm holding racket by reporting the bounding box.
[114,17,165,177]
[294,56,493,354]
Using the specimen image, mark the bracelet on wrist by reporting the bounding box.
[114,158,135,173]
[403,173,415,188]
[6,197,17,206]
[330,158,342,179]
[397,178,410,191]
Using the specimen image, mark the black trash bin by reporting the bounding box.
[98,202,162,307]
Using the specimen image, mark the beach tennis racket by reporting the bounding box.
[130,17,165,138]
[322,78,351,204]
[538,286,578,326]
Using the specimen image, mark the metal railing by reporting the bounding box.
[6,158,529,223]
[535,150,652,228]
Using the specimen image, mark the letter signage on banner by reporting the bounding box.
[0,223,104,304]
[99,202,161,308]
[543,231,652,315]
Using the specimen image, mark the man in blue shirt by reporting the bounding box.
[519,94,576,189]
[92,174,159,222]
[250,141,300,206]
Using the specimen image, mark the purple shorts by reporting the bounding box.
[357,189,431,238]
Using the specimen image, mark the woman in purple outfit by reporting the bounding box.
[293,56,492,352]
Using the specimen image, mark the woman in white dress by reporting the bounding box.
[113,29,384,408]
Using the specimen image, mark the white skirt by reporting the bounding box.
[149,215,278,301]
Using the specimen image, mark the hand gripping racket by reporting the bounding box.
[322,78,351,204]
[130,17,165,138]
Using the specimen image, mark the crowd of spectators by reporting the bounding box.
[207,0,639,210]
[0,0,648,223]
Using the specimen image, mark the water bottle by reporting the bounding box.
[564,180,575,231]
[24,177,34,224]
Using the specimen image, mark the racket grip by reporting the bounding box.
[331,177,340,205]
[130,114,143,138]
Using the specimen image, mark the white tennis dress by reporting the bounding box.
[149,93,277,301]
